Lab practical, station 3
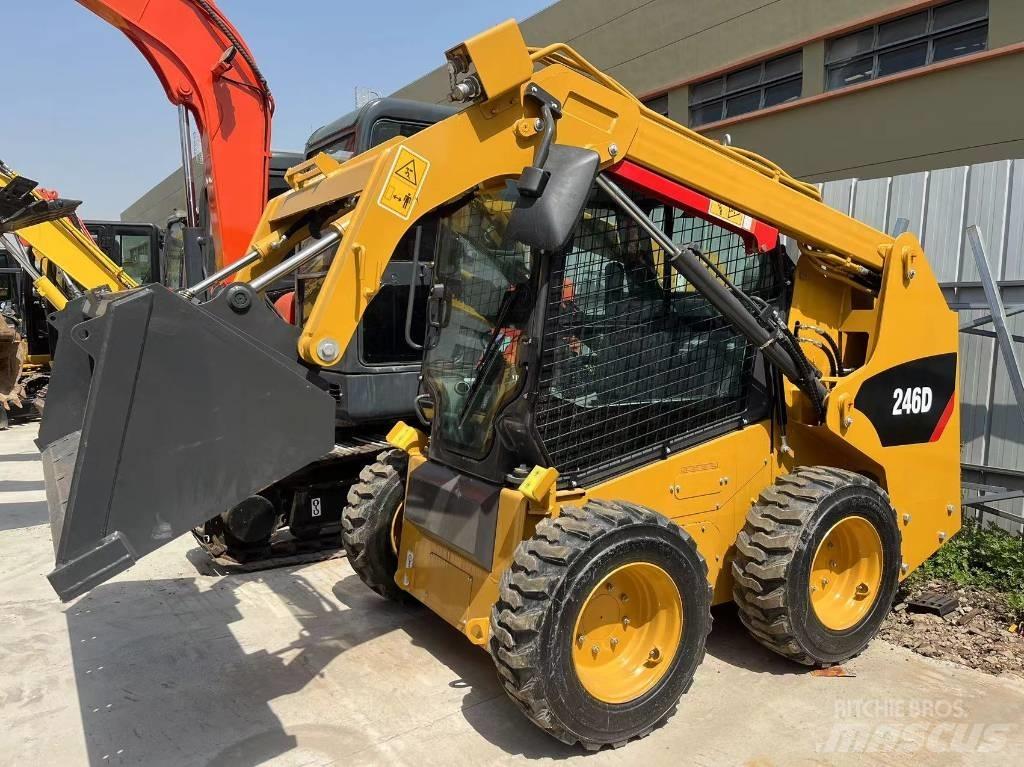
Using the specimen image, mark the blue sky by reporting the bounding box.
[2,1,553,219]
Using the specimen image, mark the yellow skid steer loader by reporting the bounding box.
[39,21,960,750]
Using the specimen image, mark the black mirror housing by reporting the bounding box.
[506,145,600,252]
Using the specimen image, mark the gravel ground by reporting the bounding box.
[882,580,1023,680]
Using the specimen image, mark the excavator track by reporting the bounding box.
[191,435,393,570]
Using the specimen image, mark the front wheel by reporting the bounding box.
[489,500,711,750]
[341,449,410,602]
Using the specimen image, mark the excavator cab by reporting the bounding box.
[84,221,163,285]
[295,97,455,427]
[41,19,960,750]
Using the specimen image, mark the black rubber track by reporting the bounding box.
[731,466,900,665]
[489,499,711,750]
[341,449,409,602]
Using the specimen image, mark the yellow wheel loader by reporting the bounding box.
[40,20,960,750]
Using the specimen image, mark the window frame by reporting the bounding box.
[688,51,803,128]
[825,0,988,91]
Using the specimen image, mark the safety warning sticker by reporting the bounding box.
[708,199,754,233]
[377,146,430,220]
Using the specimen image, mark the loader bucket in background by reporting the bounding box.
[38,284,336,601]
[0,320,26,411]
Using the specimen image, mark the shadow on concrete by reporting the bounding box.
[0,452,43,461]
[704,604,810,677]
[0,479,46,492]
[332,573,585,761]
[64,566,806,765]
[0,500,49,532]
[64,566,407,767]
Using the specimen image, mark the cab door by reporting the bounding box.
[84,221,162,286]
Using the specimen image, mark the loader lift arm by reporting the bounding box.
[77,0,274,268]
[237,22,891,379]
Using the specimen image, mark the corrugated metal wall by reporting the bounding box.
[821,160,1024,532]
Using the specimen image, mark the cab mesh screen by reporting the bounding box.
[534,185,781,480]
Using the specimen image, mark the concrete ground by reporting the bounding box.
[1,422,1022,767]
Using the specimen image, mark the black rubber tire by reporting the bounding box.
[341,449,410,602]
[489,500,712,750]
[732,466,901,666]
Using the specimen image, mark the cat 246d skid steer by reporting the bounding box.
[41,20,960,750]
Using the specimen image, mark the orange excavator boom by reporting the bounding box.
[77,0,274,268]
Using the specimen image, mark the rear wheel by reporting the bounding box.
[341,449,409,602]
[732,466,900,665]
[489,500,711,749]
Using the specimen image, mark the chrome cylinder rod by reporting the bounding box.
[249,229,342,293]
[177,106,199,228]
[182,247,264,298]
[0,234,43,280]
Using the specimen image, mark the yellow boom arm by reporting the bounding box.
[239,20,894,371]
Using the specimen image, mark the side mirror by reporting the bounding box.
[506,145,600,252]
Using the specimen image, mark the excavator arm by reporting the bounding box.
[2,1,272,304]
[77,0,274,268]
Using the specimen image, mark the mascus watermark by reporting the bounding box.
[818,698,1015,754]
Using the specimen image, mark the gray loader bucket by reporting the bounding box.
[38,284,336,601]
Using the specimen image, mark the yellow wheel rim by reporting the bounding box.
[810,516,883,631]
[571,562,683,704]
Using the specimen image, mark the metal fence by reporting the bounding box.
[821,160,1024,533]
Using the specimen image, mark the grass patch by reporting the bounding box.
[909,519,1024,620]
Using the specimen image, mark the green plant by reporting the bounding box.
[1008,592,1024,624]
[910,519,1024,608]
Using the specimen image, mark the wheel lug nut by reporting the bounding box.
[649,647,661,661]
[856,582,869,596]
[610,637,619,650]
[591,644,600,657]
[577,634,585,646]
[829,559,837,568]
[620,593,629,602]
[606,582,614,591]
[622,616,630,628]
[821,578,829,588]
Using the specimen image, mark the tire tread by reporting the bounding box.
[731,466,894,666]
[489,499,711,749]
[341,449,408,601]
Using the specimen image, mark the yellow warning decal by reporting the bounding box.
[377,145,430,220]
[708,200,754,232]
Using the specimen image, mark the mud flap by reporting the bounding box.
[38,284,336,601]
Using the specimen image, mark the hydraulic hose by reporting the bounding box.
[596,174,828,420]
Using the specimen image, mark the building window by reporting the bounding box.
[826,0,988,91]
[688,51,802,127]
[643,94,669,117]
